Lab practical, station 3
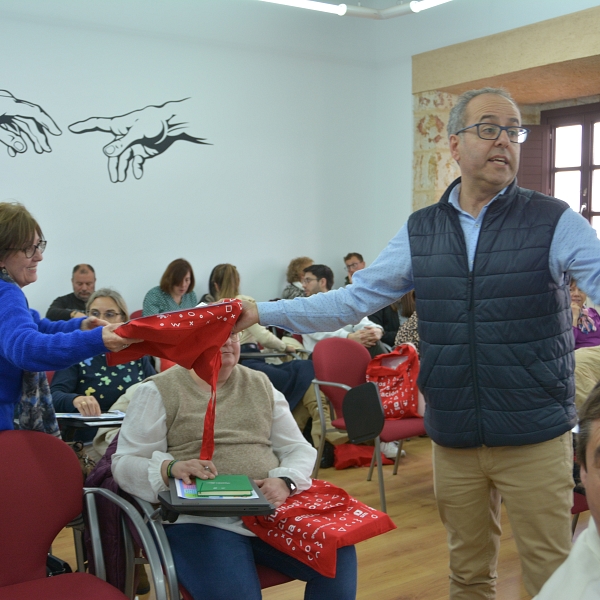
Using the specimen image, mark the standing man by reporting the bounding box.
[236,87,600,597]
[46,264,96,321]
[343,252,365,284]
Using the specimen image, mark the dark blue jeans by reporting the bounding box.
[165,523,357,599]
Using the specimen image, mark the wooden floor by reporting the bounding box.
[52,436,589,600]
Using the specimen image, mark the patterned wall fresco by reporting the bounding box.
[413,91,460,212]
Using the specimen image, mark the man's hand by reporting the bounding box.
[233,300,260,333]
[348,328,380,348]
[571,302,581,327]
[0,90,62,156]
[101,322,143,352]
[69,99,209,183]
[162,459,217,485]
[73,395,102,417]
[255,478,290,508]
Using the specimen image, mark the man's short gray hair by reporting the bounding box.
[447,88,519,137]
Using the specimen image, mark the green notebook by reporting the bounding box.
[195,475,254,497]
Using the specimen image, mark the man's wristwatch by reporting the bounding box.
[279,477,297,494]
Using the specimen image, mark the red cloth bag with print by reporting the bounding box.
[106,299,242,459]
[366,344,421,419]
[242,479,396,577]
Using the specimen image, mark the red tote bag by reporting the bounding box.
[243,479,396,577]
[366,344,421,419]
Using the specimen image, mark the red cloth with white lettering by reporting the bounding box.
[106,300,242,459]
[366,344,421,419]
[242,479,396,577]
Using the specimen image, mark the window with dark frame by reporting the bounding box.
[518,102,600,234]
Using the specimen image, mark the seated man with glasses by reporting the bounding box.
[300,264,385,358]
[343,252,366,285]
[46,263,97,321]
[51,288,155,444]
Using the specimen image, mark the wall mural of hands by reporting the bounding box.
[0,90,62,156]
[69,98,210,183]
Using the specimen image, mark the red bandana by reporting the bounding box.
[106,300,242,459]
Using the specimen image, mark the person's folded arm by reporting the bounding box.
[268,387,317,493]
[111,381,171,503]
[49,364,80,412]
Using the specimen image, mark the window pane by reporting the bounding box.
[594,122,600,166]
[554,170,581,212]
[555,124,582,168]
[592,169,600,212]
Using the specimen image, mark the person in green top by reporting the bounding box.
[142,258,198,316]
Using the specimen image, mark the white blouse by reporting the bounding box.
[112,378,317,535]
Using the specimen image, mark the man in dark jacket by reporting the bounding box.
[237,87,600,598]
[46,264,96,321]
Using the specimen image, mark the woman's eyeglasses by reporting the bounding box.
[88,310,123,320]
[3,240,47,258]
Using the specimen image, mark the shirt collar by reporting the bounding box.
[448,183,509,218]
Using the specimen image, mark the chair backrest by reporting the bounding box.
[342,382,385,444]
[312,337,372,417]
[0,430,83,587]
[130,309,143,320]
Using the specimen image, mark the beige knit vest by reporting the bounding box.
[150,364,279,479]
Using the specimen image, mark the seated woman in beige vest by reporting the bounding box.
[112,331,358,600]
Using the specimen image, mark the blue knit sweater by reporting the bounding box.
[0,279,107,431]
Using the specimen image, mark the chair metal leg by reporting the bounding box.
[392,440,405,475]
[312,381,326,479]
[374,436,387,513]
[367,446,376,482]
[122,514,136,599]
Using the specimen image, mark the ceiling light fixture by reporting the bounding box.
[256,0,453,19]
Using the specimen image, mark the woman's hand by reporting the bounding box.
[73,395,102,416]
[162,459,218,485]
[255,478,290,508]
[284,345,297,354]
[101,322,143,352]
[80,315,109,331]
[571,302,581,327]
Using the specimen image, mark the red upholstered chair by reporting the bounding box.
[159,358,177,372]
[311,337,372,479]
[571,490,589,536]
[129,309,143,320]
[46,370,54,384]
[0,430,168,600]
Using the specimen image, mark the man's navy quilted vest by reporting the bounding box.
[408,178,577,448]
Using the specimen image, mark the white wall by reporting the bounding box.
[1,0,598,315]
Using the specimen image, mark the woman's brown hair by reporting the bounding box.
[208,264,240,300]
[286,257,313,284]
[159,259,195,294]
[0,202,43,262]
[400,290,416,318]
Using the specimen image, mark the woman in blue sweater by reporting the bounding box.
[0,202,140,433]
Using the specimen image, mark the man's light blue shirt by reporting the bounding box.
[259,183,600,334]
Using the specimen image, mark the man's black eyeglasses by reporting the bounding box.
[454,123,530,144]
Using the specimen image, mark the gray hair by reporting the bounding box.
[447,88,519,137]
[86,287,129,319]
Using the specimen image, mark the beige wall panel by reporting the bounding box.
[413,6,600,94]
